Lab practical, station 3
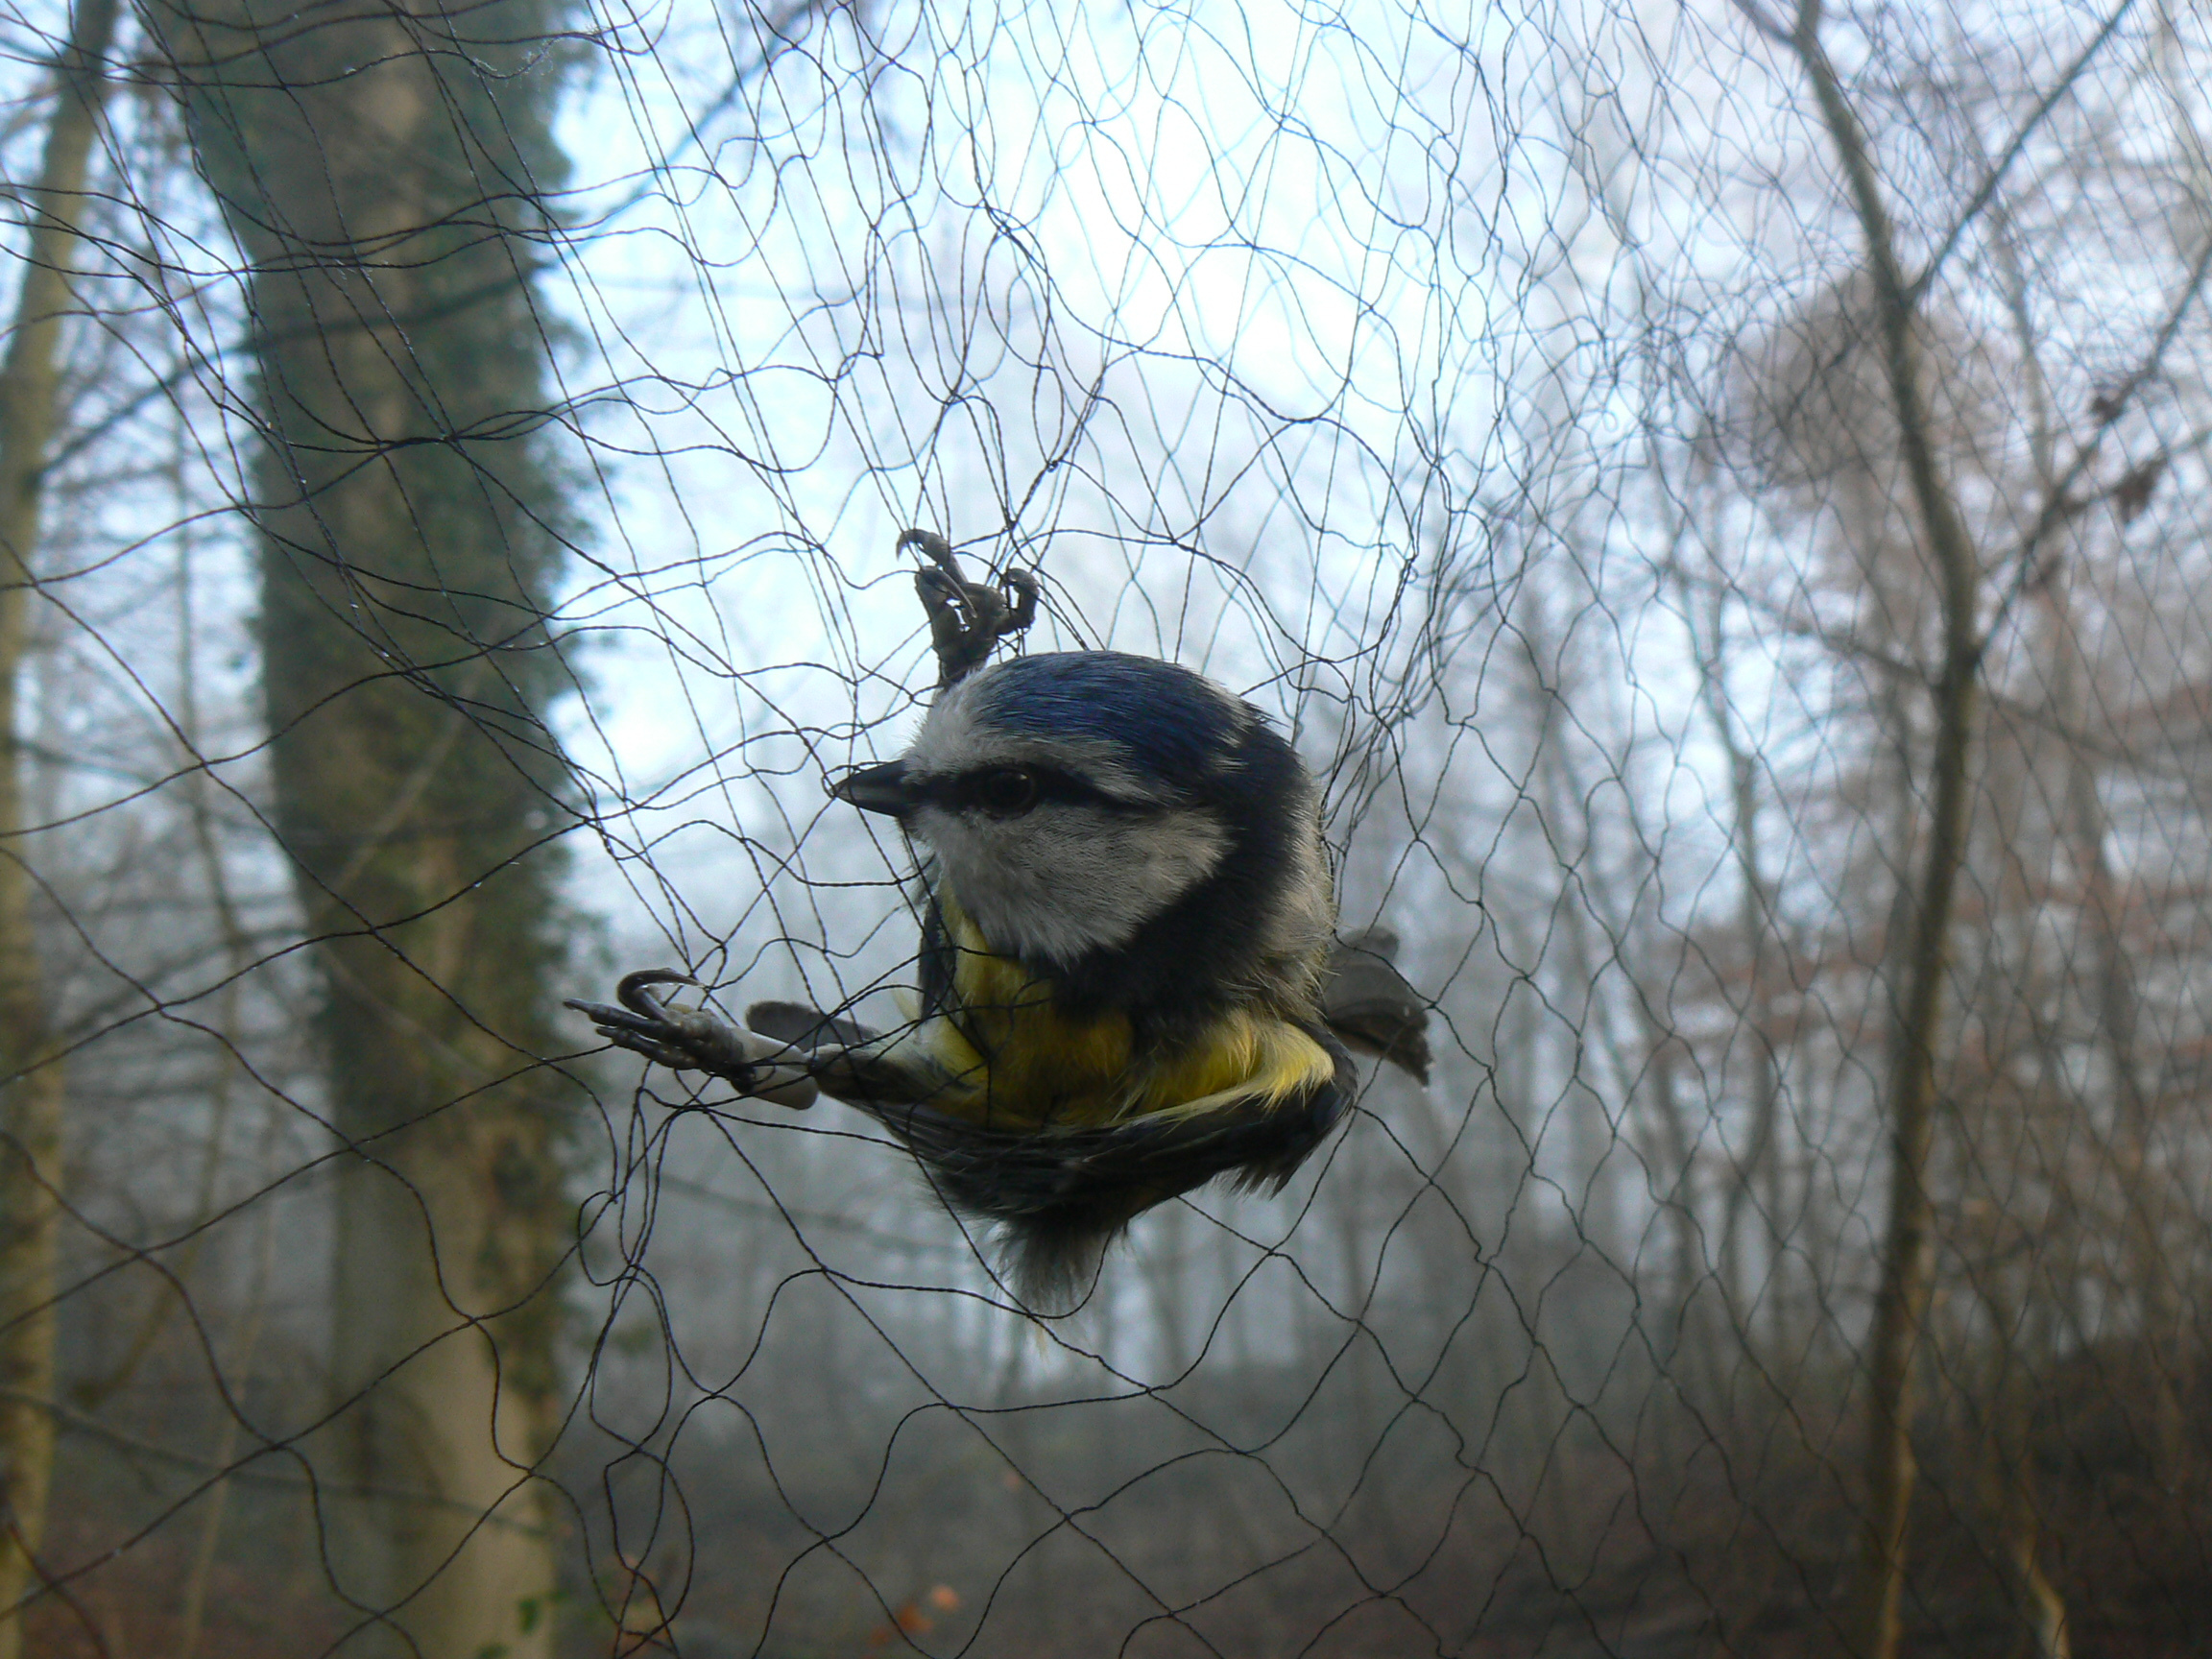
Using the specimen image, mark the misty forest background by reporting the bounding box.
[2,0,2209,1655]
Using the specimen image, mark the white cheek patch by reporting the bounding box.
[917,804,1228,965]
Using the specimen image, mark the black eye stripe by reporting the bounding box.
[920,766,1156,815]
[970,767,1039,816]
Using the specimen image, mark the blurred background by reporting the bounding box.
[1,0,2207,1653]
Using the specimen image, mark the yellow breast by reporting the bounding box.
[920,894,1337,1133]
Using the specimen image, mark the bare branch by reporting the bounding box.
[1726,0,1794,47]
[1909,0,2143,305]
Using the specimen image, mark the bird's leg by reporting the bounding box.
[566,970,819,1109]
[748,998,968,1110]
[899,527,1037,688]
[804,1036,964,1111]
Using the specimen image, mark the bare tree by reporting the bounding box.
[1727,4,2212,1651]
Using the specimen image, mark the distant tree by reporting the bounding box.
[0,1,118,1651]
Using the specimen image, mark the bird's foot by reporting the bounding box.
[566,970,819,1109]
[901,528,1037,689]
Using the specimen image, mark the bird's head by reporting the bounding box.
[831,652,1329,975]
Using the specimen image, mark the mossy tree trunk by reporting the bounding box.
[141,0,580,1652]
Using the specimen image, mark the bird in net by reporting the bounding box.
[569,531,1431,1309]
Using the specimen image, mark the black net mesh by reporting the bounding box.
[5,0,2210,1653]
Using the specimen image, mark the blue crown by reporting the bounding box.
[972,652,1253,781]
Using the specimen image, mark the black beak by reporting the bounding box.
[830,759,918,817]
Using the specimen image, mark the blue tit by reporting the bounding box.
[572,650,1430,1308]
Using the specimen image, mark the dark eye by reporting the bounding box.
[973,766,1039,817]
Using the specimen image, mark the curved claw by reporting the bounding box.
[565,970,819,1110]
[902,527,1038,689]
[616,967,696,1020]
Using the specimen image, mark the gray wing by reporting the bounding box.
[1321,926,1432,1084]
[744,1000,880,1051]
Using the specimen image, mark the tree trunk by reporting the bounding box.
[1712,708,1785,1349]
[2045,571,2185,1468]
[0,0,118,1648]
[1772,8,1988,1655]
[1987,1301,2069,1659]
[141,0,580,1651]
